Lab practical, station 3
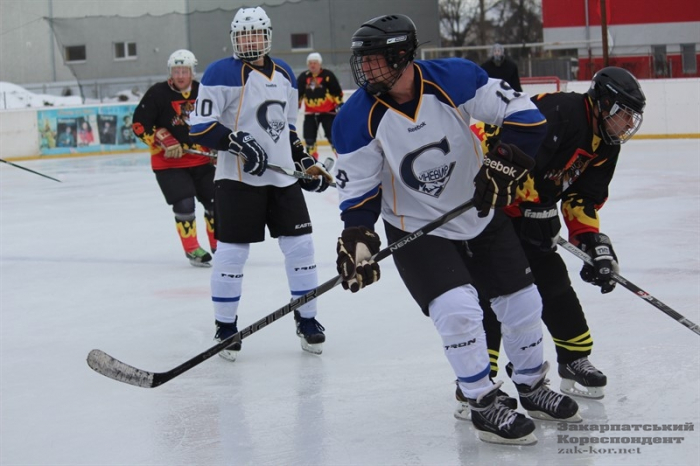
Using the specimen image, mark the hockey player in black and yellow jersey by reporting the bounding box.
[473,67,646,399]
[297,52,343,158]
[132,49,217,267]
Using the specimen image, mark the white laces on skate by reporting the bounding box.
[474,382,518,430]
[570,357,599,375]
[522,378,563,413]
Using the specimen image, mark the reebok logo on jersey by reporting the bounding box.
[407,122,426,133]
[483,156,518,177]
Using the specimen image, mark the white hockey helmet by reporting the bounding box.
[230,7,272,61]
[307,52,322,64]
[167,49,197,76]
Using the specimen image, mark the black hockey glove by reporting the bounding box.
[228,131,267,176]
[295,155,332,193]
[519,201,561,251]
[473,143,535,218]
[336,226,381,293]
[577,232,619,294]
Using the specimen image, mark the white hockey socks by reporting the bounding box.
[279,234,318,318]
[430,285,492,399]
[211,242,249,324]
[491,284,546,386]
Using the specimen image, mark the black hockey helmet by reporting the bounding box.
[350,14,419,95]
[588,67,646,144]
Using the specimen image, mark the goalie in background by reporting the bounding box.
[480,43,522,93]
[474,66,647,400]
[297,52,344,159]
[132,49,217,267]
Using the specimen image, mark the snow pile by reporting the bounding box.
[0,82,82,110]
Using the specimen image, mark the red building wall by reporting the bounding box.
[542,0,700,80]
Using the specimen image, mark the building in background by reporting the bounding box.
[542,0,700,80]
[0,0,440,101]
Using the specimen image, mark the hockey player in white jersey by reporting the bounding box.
[189,6,332,360]
[332,14,581,445]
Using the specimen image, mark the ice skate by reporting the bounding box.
[214,318,242,361]
[509,362,582,423]
[454,380,517,421]
[294,310,325,354]
[186,247,212,267]
[558,357,607,399]
[466,382,537,446]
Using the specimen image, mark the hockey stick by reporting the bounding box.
[186,149,336,188]
[87,199,476,388]
[557,237,700,336]
[0,158,61,182]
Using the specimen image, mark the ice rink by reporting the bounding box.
[1,140,699,465]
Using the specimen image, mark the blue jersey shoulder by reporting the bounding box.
[271,57,296,89]
[416,58,489,105]
[332,90,378,154]
[201,57,244,87]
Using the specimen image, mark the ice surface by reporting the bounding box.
[1,140,699,465]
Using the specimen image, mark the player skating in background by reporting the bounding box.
[132,49,216,267]
[473,67,646,399]
[332,14,580,446]
[189,7,332,361]
[297,52,344,159]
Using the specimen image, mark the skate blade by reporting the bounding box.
[454,402,471,421]
[528,409,583,423]
[189,260,212,268]
[560,378,605,399]
[218,349,239,361]
[300,340,323,354]
[477,430,538,446]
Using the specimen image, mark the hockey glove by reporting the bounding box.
[336,226,381,293]
[295,155,333,193]
[577,232,619,294]
[155,128,183,159]
[473,143,535,218]
[228,131,267,176]
[519,201,561,251]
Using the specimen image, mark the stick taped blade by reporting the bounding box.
[87,349,155,388]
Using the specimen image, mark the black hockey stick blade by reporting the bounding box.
[86,199,476,388]
[0,158,61,182]
[557,237,700,336]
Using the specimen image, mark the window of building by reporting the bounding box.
[64,45,86,63]
[681,44,697,74]
[652,45,668,77]
[114,42,137,60]
[291,33,312,50]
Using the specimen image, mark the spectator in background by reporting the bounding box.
[297,52,343,159]
[481,43,522,92]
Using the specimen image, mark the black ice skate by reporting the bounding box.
[294,310,325,354]
[454,380,517,421]
[466,382,537,446]
[558,357,607,399]
[509,362,582,423]
[214,318,242,361]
